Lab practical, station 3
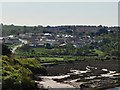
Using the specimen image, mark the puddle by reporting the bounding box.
[40,75,70,79]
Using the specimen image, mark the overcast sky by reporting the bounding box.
[2,2,118,26]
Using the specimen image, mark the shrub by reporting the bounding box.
[2,56,39,89]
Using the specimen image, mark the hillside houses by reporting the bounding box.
[1,35,21,45]
[2,25,117,50]
[18,31,97,49]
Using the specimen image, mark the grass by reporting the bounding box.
[94,49,105,56]
[15,45,110,63]
[37,56,94,63]
[39,57,64,62]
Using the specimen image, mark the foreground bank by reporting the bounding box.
[35,60,120,90]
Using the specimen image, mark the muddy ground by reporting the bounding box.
[37,59,120,90]
[45,60,120,75]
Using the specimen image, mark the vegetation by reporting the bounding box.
[1,44,12,56]
[1,44,47,89]
[15,35,118,61]
[2,55,47,89]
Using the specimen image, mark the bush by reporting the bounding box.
[24,64,47,74]
[111,56,117,60]
[2,56,39,89]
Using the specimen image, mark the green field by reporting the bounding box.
[94,49,105,56]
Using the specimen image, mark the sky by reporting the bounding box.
[1,2,118,26]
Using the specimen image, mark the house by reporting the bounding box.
[4,37,21,45]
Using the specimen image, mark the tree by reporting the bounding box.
[45,43,53,49]
[98,25,102,27]
[89,45,94,49]
[1,44,12,56]
[98,28,108,34]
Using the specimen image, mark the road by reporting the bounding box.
[35,74,75,89]
[39,78,75,88]
[11,39,28,53]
